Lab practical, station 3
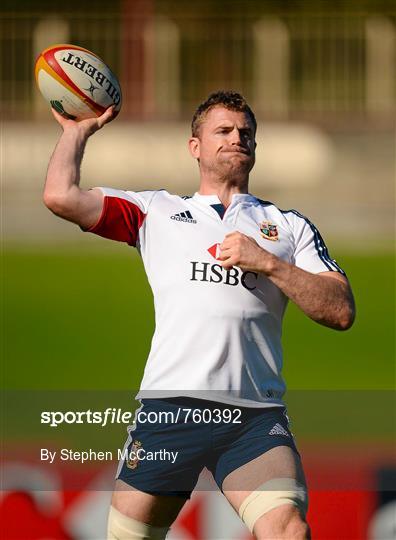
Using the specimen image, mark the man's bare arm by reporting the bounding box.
[43,106,115,230]
[219,231,355,331]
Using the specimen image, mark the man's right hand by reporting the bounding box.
[51,105,116,139]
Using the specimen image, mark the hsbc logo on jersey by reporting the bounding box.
[190,262,257,290]
[189,244,258,290]
[207,243,221,259]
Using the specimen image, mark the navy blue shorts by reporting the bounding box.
[117,397,299,499]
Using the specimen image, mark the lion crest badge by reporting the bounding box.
[260,221,279,241]
[127,440,143,470]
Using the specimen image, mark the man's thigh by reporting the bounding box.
[111,397,211,531]
[116,398,210,496]
[222,445,307,511]
[111,479,187,528]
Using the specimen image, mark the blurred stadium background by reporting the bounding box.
[1,0,395,539]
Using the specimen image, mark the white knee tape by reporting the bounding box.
[238,478,308,533]
[107,505,169,539]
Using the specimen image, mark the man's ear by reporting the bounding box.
[188,137,200,159]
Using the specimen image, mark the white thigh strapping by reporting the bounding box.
[238,477,308,533]
[107,505,169,540]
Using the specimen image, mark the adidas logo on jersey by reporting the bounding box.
[170,210,197,223]
[269,423,290,437]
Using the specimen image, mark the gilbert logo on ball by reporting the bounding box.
[35,44,122,120]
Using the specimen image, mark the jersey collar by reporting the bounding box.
[192,192,255,207]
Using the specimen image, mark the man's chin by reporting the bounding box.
[224,155,254,169]
[219,161,254,178]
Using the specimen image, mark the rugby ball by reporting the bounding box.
[34,44,122,120]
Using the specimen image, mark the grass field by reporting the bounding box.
[3,242,394,446]
[3,243,394,391]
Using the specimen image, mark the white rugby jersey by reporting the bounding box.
[86,189,345,407]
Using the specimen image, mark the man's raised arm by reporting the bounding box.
[43,106,115,230]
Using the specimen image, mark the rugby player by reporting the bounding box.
[44,91,355,539]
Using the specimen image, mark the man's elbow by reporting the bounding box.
[337,304,356,331]
[43,191,72,218]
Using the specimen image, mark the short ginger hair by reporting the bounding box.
[191,90,257,138]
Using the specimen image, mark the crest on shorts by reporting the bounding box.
[260,221,279,241]
[126,440,142,470]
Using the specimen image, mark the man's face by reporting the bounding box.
[189,106,256,180]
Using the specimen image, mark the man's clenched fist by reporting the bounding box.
[218,231,276,274]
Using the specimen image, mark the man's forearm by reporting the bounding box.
[43,106,113,227]
[219,232,355,331]
[263,255,355,330]
[44,128,88,204]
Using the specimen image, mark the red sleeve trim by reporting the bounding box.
[87,196,146,246]
[86,194,109,233]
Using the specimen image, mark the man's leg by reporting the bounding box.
[222,445,310,539]
[108,479,187,539]
[109,398,209,538]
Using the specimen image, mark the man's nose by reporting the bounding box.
[229,127,242,144]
